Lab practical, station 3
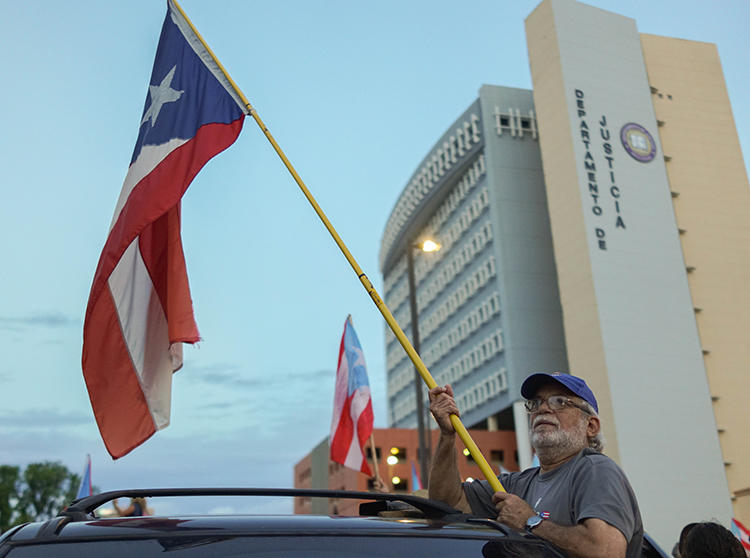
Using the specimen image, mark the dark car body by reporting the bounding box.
[0,488,669,557]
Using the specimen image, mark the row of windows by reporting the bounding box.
[412,154,486,274]
[493,107,538,140]
[385,221,494,371]
[383,256,407,298]
[383,271,410,330]
[410,114,481,195]
[385,326,395,351]
[385,328,409,372]
[421,292,501,369]
[387,291,501,398]
[382,153,487,313]
[435,329,504,389]
[385,298,413,354]
[416,219,493,313]
[384,188,492,359]
[390,336,505,426]
[387,257,497,400]
[414,187,490,286]
[419,257,497,343]
[456,368,509,416]
[390,385,418,425]
[384,223,492,358]
[380,116,482,271]
[421,153,486,241]
[386,351,416,399]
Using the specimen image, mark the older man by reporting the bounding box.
[428,372,643,558]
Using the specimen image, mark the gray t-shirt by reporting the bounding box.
[464,448,643,558]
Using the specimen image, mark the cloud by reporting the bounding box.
[0,312,79,331]
[198,401,245,411]
[0,408,93,429]
[183,366,336,439]
[190,364,333,389]
[185,363,269,388]
[286,369,332,382]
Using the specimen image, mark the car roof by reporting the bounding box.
[10,514,513,542]
[1,488,565,556]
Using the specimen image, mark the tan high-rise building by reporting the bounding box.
[639,32,750,524]
[525,0,750,547]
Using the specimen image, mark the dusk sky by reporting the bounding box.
[2,0,748,515]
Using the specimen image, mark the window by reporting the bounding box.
[491,450,505,465]
[365,447,382,461]
[388,447,407,463]
[465,449,476,463]
[391,478,410,492]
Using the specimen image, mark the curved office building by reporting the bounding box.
[379,85,567,445]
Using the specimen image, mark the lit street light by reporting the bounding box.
[406,238,441,489]
[421,239,441,253]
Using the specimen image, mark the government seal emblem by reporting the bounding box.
[620,122,656,162]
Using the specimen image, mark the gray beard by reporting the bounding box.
[530,417,588,464]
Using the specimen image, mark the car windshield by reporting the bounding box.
[5,535,561,557]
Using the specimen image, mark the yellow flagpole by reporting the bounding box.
[169,0,504,494]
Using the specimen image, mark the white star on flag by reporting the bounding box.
[141,65,184,127]
[350,346,366,369]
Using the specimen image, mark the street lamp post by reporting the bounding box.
[405,239,440,489]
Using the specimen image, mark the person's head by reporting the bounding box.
[521,372,603,460]
[682,521,744,558]
[678,523,698,557]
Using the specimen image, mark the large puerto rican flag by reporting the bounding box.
[330,316,374,475]
[82,0,246,459]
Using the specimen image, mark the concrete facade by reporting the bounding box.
[379,85,568,441]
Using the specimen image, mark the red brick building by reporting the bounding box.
[294,427,517,515]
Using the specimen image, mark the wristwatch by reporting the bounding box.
[525,514,544,534]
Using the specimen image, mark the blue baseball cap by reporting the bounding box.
[521,372,598,413]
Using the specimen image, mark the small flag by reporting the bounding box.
[731,518,750,554]
[330,316,374,475]
[411,461,423,491]
[82,0,246,459]
[75,454,92,499]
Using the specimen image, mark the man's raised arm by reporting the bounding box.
[427,385,470,512]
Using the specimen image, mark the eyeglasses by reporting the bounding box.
[524,395,591,414]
